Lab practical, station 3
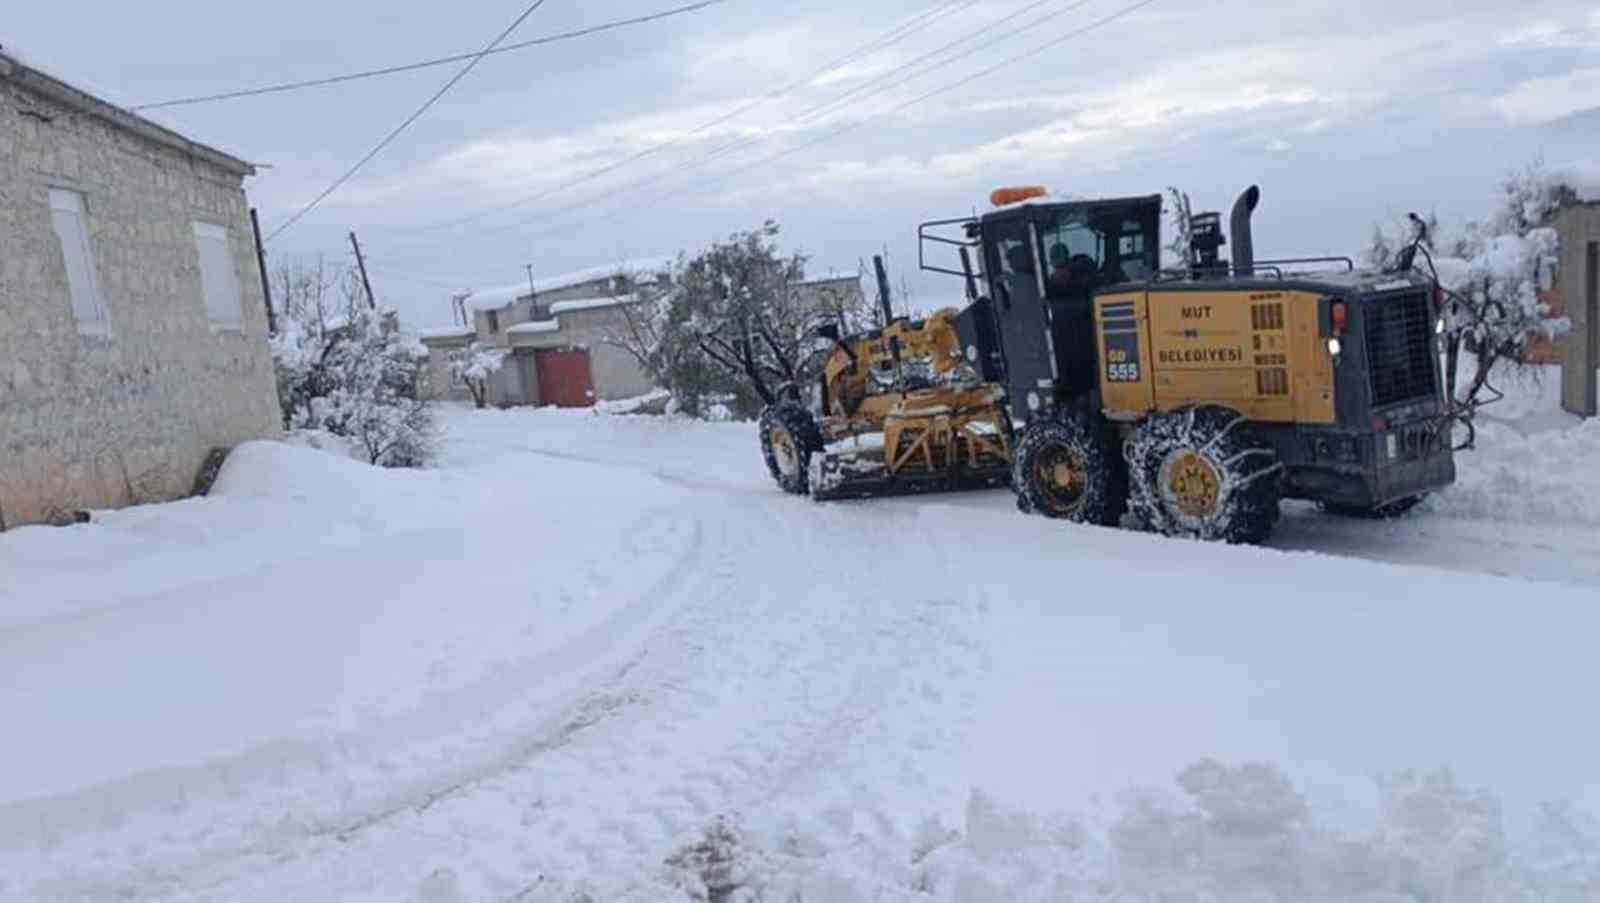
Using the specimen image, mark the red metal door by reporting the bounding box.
[535,348,595,407]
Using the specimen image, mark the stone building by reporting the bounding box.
[1557,197,1600,417]
[0,49,280,528]
[790,273,867,321]
[419,259,668,407]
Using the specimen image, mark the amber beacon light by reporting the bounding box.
[989,186,1048,207]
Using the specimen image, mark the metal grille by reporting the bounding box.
[1251,302,1284,331]
[1256,368,1289,396]
[1364,291,1437,407]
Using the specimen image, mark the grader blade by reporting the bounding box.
[807,431,1011,502]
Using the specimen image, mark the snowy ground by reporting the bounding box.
[4,369,1600,901]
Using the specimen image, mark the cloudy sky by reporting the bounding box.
[9,0,1599,326]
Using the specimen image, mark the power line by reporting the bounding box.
[572,0,1086,209]
[264,0,553,243]
[131,0,729,111]
[700,0,1164,187]
[374,0,979,239]
[364,265,478,292]
[386,0,1086,257]
[391,0,1160,275]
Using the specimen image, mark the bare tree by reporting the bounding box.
[1165,187,1194,268]
[617,223,877,417]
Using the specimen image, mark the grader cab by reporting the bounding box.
[919,184,1458,543]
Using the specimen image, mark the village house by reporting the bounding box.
[0,48,280,528]
[1555,191,1600,417]
[419,259,670,408]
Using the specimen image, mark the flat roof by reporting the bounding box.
[0,47,255,177]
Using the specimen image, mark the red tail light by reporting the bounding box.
[1371,415,1389,431]
[1331,300,1348,337]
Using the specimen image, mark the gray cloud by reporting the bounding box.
[7,0,1598,325]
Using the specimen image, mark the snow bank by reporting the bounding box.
[658,761,1600,902]
[211,440,398,500]
[1429,365,1600,525]
[6,385,1600,901]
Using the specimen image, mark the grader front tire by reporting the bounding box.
[759,402,824,495]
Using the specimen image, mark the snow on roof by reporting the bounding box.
[505,319,560,335]
[548,294,638,315]
[418,326,475,341]
[1553,162,1600,204]
[466,257,673,311]
[796,274,863,286]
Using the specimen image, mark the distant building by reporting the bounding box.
[0,49,279,528]
[791,273,867,321]
[419,259,670,408]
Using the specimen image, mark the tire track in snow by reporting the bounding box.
[107,495,991,902]
[448,435,769,497]
[7,510,714,903]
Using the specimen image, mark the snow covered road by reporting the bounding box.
[4,391,1600,901]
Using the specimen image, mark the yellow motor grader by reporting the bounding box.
[757,262,1012,501]
[917,184,1461,543]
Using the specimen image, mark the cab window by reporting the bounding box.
[1037,212,1102,299]
[1036,207,1158,298]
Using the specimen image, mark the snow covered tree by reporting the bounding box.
[269,262,436,467]
[448,342,505,409]
[1366,161,1568,411]
[268,257,341,429]
[617,222,870,417]
[311,306,435,467]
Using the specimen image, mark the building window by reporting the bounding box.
[47,188,109,334]
[193,222,244,328]
[487,309,500,333]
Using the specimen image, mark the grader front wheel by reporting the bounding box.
[758,402,824,495]
[1128,406,1282,545]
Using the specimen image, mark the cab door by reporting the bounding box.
[984,215,1056,417]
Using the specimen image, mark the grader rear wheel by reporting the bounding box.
[1159,450,1225,527]
[1128,406,1282,544]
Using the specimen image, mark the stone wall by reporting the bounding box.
[0,77,280,527]
[1560,203,1600,417]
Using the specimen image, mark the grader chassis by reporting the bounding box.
[913,183,1459,543]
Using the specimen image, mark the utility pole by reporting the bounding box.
[525,263,537,304]
[249,208,276,334]
[349,231,376,309]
